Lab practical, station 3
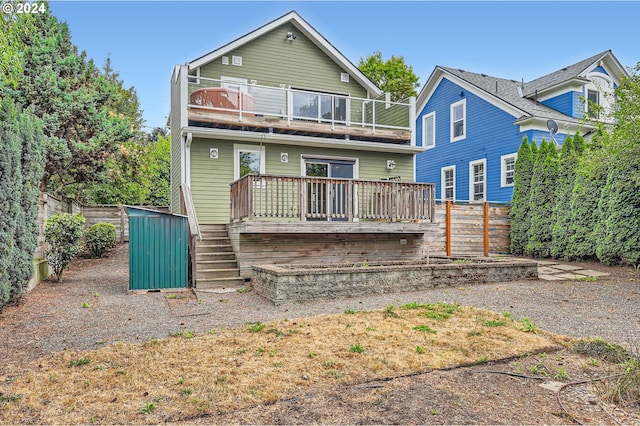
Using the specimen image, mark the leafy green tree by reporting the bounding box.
[9,9,142,200]
[526,140,558,257]
[358,51,420,101]
[45,213,86,282]
[85,134,170,206]
[509,137,534,255]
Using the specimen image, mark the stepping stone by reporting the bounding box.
[573,269,610,277]
[539,274,566,281]
[551,264,584,271]
[538,266,563,274]
[536,260,559,266]
[555,273,589,280]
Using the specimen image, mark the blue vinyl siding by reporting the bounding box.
[541,91,584,118]
[416,78,527,203]
[524,130,568,147]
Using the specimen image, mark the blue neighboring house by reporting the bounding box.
[415,50,627,203]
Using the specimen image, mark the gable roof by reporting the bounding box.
[523,50,627,97]
[187,10,382,96]
[420,66,583,126]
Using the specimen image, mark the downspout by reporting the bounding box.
[409,96,416,147]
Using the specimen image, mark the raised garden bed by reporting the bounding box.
[251,257,538,305]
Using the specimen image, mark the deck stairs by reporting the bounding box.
[195,224,245,290]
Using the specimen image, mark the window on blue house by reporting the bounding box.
[450,99,466,142]
[441,166,456,201]
[501,153,517,187]
[469,159,486,202]
[587,89,600,119]
[422,112,436,149]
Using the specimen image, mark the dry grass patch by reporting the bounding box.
[0,304,563,424]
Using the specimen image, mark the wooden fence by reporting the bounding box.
[425,201,511,256]
[36,193,169,258]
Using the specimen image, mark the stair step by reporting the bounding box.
[198,260,238,268]
[197,252,236,261]
[198,237,231,244]
[197,244,234,253]
[199,233,229,240]
[196,277,247,290]
[197,268,241,279]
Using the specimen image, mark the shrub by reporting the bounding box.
[45,213,86,281]
[85,223,117,258]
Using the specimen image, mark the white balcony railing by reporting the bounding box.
[186,76,414,139]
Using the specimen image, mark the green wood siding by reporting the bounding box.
[190,137,414,224]
[198,23,368,99]
[170,72,183,213]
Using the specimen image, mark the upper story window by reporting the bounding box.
[501,153,517,187]
[422,112,436,149]
[585,71,614,121]
[450,99,466,142]
[587,89,600,119]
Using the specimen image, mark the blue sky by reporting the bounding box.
[48,1,639,132]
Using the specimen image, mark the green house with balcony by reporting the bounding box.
[170,10,436,289]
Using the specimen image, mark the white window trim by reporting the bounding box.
[450,98,466,142]
[500,153,517,188]
[300,154,359,179]
[422,111,436,150]
[469,158,486,202]
[440,165,456,202]
[234,144,265,181]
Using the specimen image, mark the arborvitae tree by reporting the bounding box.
[509,137,534,255]
[550,135,578,259]
[0,98,45,309]
[526,140,558,257]
[596,159,640,267]
[594,63,640,268]
[566,133,608,261]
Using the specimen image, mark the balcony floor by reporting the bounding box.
[188,109,411,144]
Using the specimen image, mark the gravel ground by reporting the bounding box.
[1,243,639,376]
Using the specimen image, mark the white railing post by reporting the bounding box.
[409,96,416,146]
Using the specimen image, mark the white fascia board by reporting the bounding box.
[529,78,589,101]
[579,51,629,80]
[416,68,526,119]
[181,126,425,154]
[187,11,381,97]
[515,116,593,134]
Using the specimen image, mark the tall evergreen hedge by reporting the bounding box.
[550,136,577,259]
[0,99,45,309]
[526,140,558,257]
[509,137,534,255]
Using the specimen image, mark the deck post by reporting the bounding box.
[484,201,490,256]
[446,201,452,256]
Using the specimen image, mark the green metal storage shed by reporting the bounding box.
[127,207,189,291]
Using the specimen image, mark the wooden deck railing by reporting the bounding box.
[230,174,435,223]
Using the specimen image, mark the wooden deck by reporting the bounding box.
[188,109,412,144]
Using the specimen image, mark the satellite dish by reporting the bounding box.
[546,119,560,147]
